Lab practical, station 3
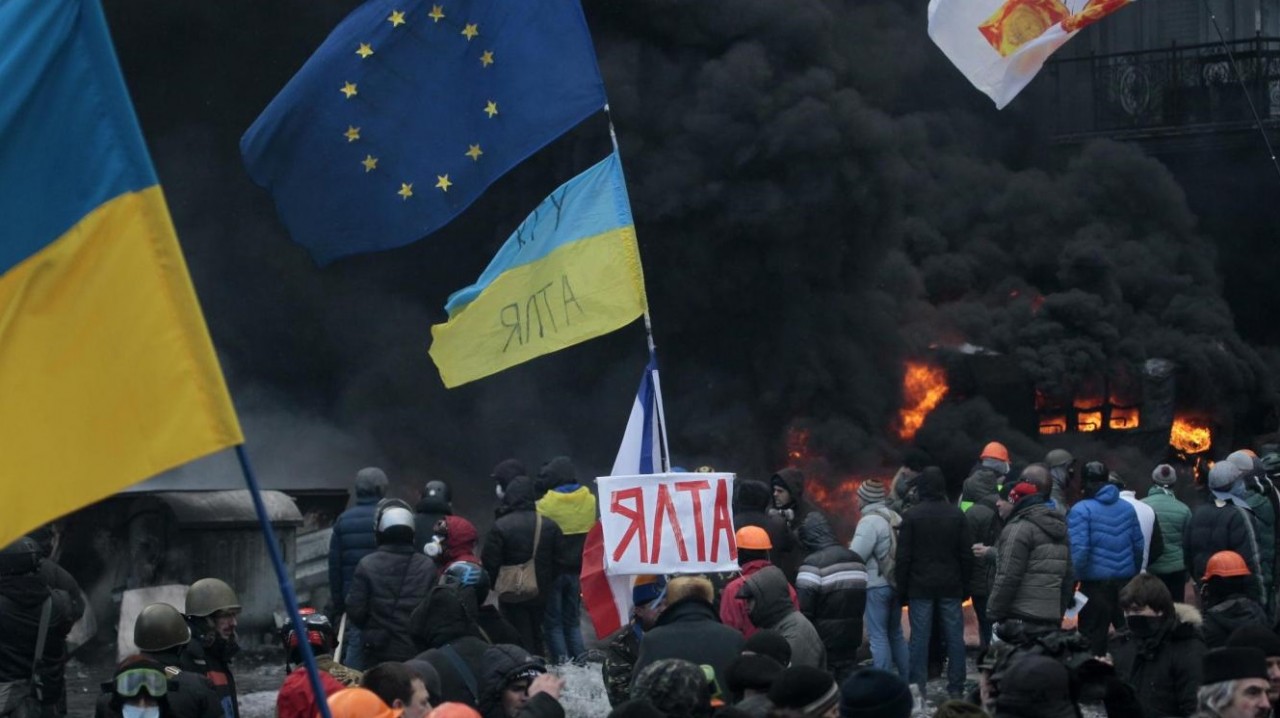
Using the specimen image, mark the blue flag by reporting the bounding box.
[241,0,606,264]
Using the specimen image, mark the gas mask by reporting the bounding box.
[495,485,505,500]
[424,535,444,558]
[123,706,160,718]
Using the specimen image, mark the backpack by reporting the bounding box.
[863,506,902,592]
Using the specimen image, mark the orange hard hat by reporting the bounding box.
[981,441,1010,463]
[327,687,402,718]
[1203,551,1252,581]
[428,703,482,718]
[735,525,772,550]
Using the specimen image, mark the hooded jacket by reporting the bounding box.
[895,470,973,600]
[1201,591,1269,648]
[478,644,563,718]
[733,480,794,559]
[535,458,597,575]
[720,559,798,638]
[347,541,438,663]
[987,496,1072,624]
[413,492,453,555]
[440,515,482,566]
[1111,603,1205,718]
[1067,483,1144,581]
[795,513,866,665]
[413,586,492,707]
[1183,497,1263,588]
[482,477,566,603]
[769,468,818,581]
[634,597,745,691]
[1245,486,1276,593]
[1144,485,1192,576]
[960,470,1003,598]
[742,565,826,669]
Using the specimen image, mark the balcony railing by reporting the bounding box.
[1044,37,1280,140]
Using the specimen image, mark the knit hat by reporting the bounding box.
[769,666,838,716]
[932,700,989,718]
[631,658,711,717]
[1227,624,1280,658]
[1203,646,1268,685]
[743,629,792,667]
[994,654,1075,718]
[725,653,784,695]
[1209,461,1243,490]
[857,479,887,507]
[1007,481,1037,504]
[1151,464,1177,486]
[838,668,913,718]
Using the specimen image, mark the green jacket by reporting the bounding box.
[1143,486,1192,576]
[1246,490,1276,593]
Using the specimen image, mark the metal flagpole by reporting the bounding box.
[234,444,334,718]
[1200,0,1280,182]
[606,104,672,472]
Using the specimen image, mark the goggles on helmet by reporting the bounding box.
[115,668,168,698]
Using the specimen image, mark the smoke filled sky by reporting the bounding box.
[102,0,1280,507]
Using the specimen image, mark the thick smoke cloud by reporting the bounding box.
[101,0,1278,514]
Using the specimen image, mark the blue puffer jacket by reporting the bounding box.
[328,497,380,614]
[1068,484,1144,581]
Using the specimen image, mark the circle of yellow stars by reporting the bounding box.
[348,7,499,200]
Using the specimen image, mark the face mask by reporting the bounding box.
[1126,614,1162,639]
[122,706,160,718]
[495,485,505,500]
[424,536,444,558]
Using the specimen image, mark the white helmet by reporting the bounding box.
[377,506,414,533]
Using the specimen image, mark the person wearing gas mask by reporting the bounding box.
[346,499,438,664]
[107,603,222,718]
[97,656,175,718]
[1112,572,1206,718]
[414,480,454,555]
[427,516,521,646]
[179,578,243,718]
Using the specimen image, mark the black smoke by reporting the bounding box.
[100,0,1280,515]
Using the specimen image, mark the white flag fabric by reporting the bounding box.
[928,0,1132,108]
[611,354,665,475]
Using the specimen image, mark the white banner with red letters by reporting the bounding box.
[598,472,738,575]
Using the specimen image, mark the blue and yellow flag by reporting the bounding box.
[241,0,608,265]
[0,0,243,546]
[429,152,647,387]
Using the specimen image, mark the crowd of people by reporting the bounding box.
[6,446,1280,718]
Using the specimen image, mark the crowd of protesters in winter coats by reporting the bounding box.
[13,441,1280,718]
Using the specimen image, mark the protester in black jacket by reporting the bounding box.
[795,513,866,681]
[412,585,492,707]
[1111,573,1205,718]
[347,500,438,664]
[633,575,745,697]
[734,480,793,565]
[478,644,565,718]
[769,468,820,582]
[0,537,72,717]
[482,477,567,656]
[896,466,974,702]
[413,480,453,555]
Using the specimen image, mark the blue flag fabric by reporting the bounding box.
[241,0,606,264]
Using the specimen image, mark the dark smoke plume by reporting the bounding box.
[100,0,1279,517]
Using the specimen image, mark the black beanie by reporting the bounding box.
[725,653,784,695]
[743,629,792,667]
[839,669,913,718]
[768,666,838,716]
[1227,624,1280,658]
[1203,647,1269,685]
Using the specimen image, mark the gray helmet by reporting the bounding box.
[0,537,41,577]
[354,467,389,499]
[423,480,451,504]
[1045,449,1073,469]
[185,578,241,617]
[135,603,192,652]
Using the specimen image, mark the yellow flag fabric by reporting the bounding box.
[429,153,647,387]
[0,0,243,547]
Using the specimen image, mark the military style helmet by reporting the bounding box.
[185,578,241,618]
[0,537,41,577]
[134,602,192,652]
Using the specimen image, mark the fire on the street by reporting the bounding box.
[895,360,949,441]
[1169,416,1212,454]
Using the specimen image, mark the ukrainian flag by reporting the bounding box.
[429,152,647,388]
[0,0,243,546]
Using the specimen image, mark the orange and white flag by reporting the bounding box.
[929,0,1132,108]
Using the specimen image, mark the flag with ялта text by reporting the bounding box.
[0,0,243,548]
[241,0,607,264]
[429,152,648,388]
[929,0,1133,108]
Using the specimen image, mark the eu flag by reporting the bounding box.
[241,0,607,265]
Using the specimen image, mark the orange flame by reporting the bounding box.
[1109,406,1140,430]
[896,361,949,441]
[1076,411,1103,432]
[1170,417,1212,454]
